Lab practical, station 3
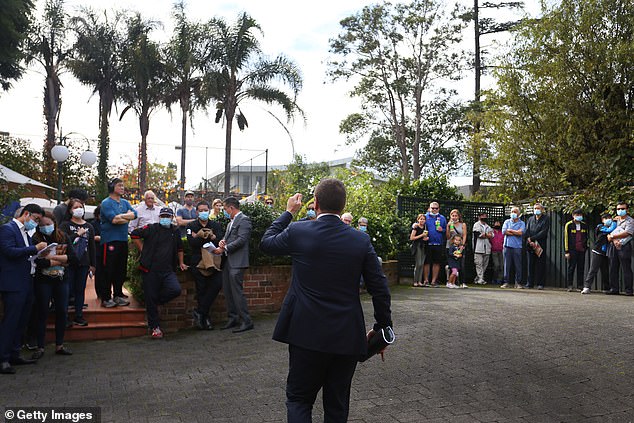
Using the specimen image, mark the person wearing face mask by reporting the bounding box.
[60,199,96,326]
[424,202,447,288]
[501,207,525,289]
[0,204,47,374]
[490,221,504,284]
[357,217,369,233]
[52,188,89,226]
[186,201,224,330]
[472,212,494,285]
[606,202,634,295]
[129,190,161,233]
[581,213,617,294]
[299,203,317,221]
[564,209,588,292]
[524,203,551,289]
[32,214,78,359]
[176,191,198,237]
[130,208,187,339]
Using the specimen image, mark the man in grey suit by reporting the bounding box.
[216,197,254,333]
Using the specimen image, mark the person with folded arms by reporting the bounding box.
[606,202,634,295]
[501,207,525,289]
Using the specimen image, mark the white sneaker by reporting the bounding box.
[460,283,468,289]
[581,287,591,295]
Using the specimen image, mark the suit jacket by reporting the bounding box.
[260,211,392,356]
[0,220,37,292]
[223,212,252,269]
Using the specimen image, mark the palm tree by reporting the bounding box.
[25,0,71,185]
[118,13,165,193]
[163,1,209,195]
[206,13,304,194]
[68,8,125,199]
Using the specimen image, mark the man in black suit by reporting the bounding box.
[260,178,392,422]
[0,204,47,374]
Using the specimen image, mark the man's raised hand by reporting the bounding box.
[286,193,303,215]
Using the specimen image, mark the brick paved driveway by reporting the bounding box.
[1,286,633,423]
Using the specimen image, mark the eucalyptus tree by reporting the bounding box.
[163,1,209,194]
[119,13,166,193]
[68,7,125,199]
[206,13,304,194]
[0,0,35,91]
[25,0,72,184]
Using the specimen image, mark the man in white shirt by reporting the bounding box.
[472,212,494,285]
[129,191,161,233]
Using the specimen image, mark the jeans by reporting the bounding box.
[141,270,182,329]
[503,247,522,284]
[67,265,89,319]
[35,274,69,348]
[584,252,609,290]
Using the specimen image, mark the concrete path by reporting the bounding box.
[1,286,633,423]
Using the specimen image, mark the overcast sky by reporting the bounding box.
[0,0,544,189]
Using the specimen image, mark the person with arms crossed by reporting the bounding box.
[501,207,526,289]
[260,178,392,423]
[0,204,47,374]
[605,202,634,295]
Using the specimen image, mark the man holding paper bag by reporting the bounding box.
[260,178,393,423]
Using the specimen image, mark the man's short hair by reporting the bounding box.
[617,201,629,208]
[144,190,156,199]
[68,188,89,202]
[572,208,583,215]
[314,178,346,214]
[358,217,368,224]
[20,203,45,217]
[601,213,612,219]
[108,178,123,193]
[223,197,240,210]
[196,200,210,210]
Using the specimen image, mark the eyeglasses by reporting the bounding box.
[430,207,439,210]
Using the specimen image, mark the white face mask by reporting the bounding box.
[72,208,85,218]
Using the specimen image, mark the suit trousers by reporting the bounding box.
[608,242,633,294]
[526,251,547,288]
[566,250,586,288]
[474,253,490,284]
[0,285,33,362]
[584,252,609,290]
[222,265,251,324]
[191,266,223,317]
[141,270,182,329]
[286,344,358,423]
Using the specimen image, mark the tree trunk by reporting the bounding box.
[44,75,59,186]
[180,97,188,198]
[97,89,112,201]
[472,0,482,196]
[139,111,149,193]
[413,84,422,180]
[224,105,235,195]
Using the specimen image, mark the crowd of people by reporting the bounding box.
[409,201,634,295]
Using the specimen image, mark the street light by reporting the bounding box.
[51,131,97,204]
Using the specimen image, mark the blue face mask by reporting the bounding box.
[604,219,613,226]
[307,209,316,218]
[223,210,231,219]
[429,212,438,217]
[39,224,54,235]
[24,218,37,232]
[574,215,583,222]
[617,209,627,217]
[198,211,210,221]
[510,213,518,220]
[359,226,367,232]
[534,209,542,215]
[159,217,172,228]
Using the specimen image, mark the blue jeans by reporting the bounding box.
[35,274,69,348]
[503,247,522,284]
[67,265,89,319]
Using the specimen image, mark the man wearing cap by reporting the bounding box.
[176,191,198,237]
[130,208,187,339]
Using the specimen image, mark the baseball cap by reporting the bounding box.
[159,207,174,217]
[185,190,195,196]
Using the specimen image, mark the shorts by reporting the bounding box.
[425,245,446,265]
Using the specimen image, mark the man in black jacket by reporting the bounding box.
[564,209,588,292]
[186,201,224,330]
[524,203,550,289]
[130,208,186,339]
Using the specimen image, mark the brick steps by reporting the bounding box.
[45,279,148,342]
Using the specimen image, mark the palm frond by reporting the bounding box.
[241,85,305,122]
[244,55,303,96]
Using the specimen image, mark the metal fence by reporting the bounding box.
[397,196,632,290]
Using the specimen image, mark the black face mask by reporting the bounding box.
[493,225,501,229]
[480,218,487,223]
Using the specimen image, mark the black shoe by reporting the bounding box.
[524,284,532,289]
[204,317,214,330]
[55,347,73,356]
[192,310,204,329]
[31,349,45,360]
[0,362,16,374]
[9,356,37,365]
[232,322,254,333]
[220,320,239,330]
[567,286,574,292]
[605,290,620,295]
[66,319,74,328]
[73,317,88,326]
[625,291,634,297]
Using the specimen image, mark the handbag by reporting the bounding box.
[359,326,395,362]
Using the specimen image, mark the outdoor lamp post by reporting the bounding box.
[51,131,97,204]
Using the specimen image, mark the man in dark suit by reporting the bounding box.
[260,178,393,423]
[0,204,48,374]
[216,197,253,333]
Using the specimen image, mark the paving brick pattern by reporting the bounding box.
[2,286,633,422]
